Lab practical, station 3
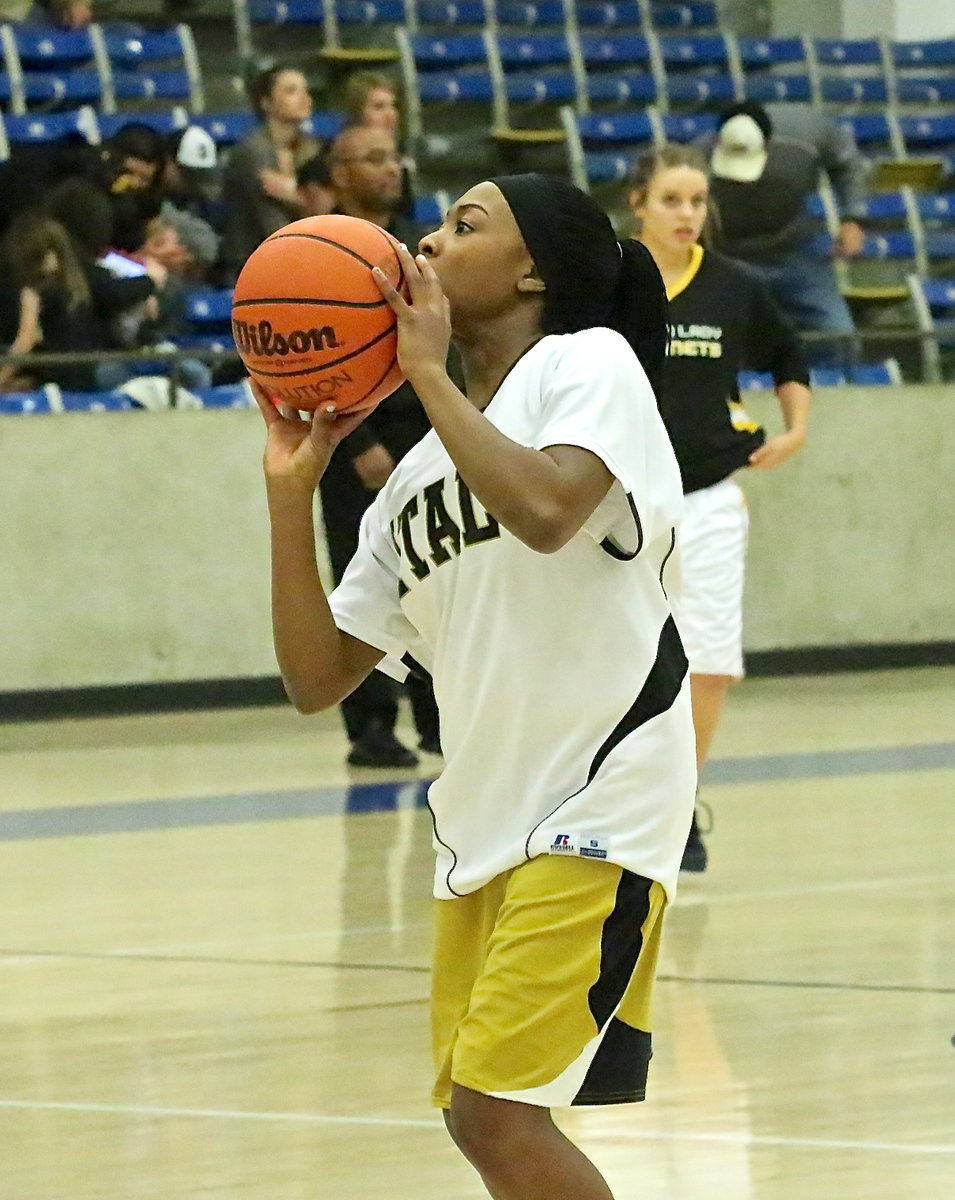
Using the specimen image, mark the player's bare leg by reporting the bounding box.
[689,671,733,769]
[446,1086,615,1200]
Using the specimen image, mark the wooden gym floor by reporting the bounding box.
[0,667,952,1199]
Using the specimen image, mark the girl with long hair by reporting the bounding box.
[630,144,812,871]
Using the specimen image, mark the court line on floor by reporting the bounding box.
[0,945,950,995]
[1,741,953,843]
[0,1098,951,1156]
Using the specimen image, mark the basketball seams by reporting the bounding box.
[351,349,400,410]
[232,296,389,311]
[263,231,398,278]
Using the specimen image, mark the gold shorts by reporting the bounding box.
[431,854,666,1109]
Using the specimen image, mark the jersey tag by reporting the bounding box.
[549,833,578,855]
[579,835,609,860]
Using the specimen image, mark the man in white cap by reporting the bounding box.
[705,101,865,361]
[159,125,222,278]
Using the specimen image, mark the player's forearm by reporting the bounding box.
[266,486,354,713]
[409,365,589,553]
[775,381,811,438]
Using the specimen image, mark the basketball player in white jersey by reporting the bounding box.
[252,174,696,1200]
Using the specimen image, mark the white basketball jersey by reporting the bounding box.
[329,327,697,899]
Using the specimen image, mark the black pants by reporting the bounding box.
[326,529,439,746]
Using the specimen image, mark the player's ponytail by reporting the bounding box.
[610,238,669,398]
[490,173,668,399]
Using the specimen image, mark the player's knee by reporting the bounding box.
[447,1086,544,1170]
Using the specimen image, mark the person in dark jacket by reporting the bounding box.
[319,123,440,767]
[631,143,812,872]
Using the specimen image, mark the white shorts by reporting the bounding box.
[674,477,749,678]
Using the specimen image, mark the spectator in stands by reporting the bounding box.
[221,64,321,280]
[0,214,93,391]
[0,1,91,27]
[45,178,169,390]
[296,150,335,218]
[702,101,866,360]
[158,126,222,280]
[318,123,440,767]
[341,69,416,218]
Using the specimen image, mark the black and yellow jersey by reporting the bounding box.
[656,245,809,494]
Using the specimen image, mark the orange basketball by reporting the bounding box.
[231,214,407,413]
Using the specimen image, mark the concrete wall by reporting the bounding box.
[0,386,953,693]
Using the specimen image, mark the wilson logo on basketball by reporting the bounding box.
[231,318,342,358]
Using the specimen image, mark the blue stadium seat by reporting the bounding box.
[97,109,187,139]
[194,383,253,408]
[736,36,807,69]
[809,230,916,260]
[838,113,896,155]
[578,33,651,67]
[574,109,654,143]
[1,107,98,144]
[248,0,325,22]
[411,190,450,225]
[564,109,655,187]
[813,38,884,68]
[399,31,495,121]
[59,391,135,412]
[184,288,234,326]
[898,114,955,156]
[415,1,488,24]
[577,32,655,105]
[192,110,257,146]
[11,26,96,68]
[493,32,577,110]
[892,39,955,69]
[101,26,203,111]
[918,193,955,220]
[0,389,57,415]
[658,33,729,68]
[112,69,194,103]
[661,111,718,141]
[651,2,719,29]
[908,273,955,381]
[576,3,645,28]
[745,75,812,103]
[495,2,566,28]
[822,77,889,104]
[586,72,657,104]
[896,77,955,104]
[19,71,103,105]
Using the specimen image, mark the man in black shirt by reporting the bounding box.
[703,102,864,360]
[320,125,439,767]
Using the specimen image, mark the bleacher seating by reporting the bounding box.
[0,4,952,393]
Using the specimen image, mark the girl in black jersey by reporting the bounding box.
[630,144,812,872]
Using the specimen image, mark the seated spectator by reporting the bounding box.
[221,64,321,280]
[158,127,222,280]
[340,69,416,218]
[0,214,93,391]
[45,178,169,390]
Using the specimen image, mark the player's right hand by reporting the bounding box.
[250,378,371,493]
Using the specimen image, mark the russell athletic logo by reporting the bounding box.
[232,318,342,358]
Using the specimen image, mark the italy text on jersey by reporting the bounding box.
[390,471,501,597]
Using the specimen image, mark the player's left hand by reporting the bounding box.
[372,244,451,386]
[748,430,806,470]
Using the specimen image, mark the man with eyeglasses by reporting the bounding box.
[318,123,441,768]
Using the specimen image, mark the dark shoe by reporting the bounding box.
[346,727,419,769]
[417,735,442,755]
[680,812,708,873]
